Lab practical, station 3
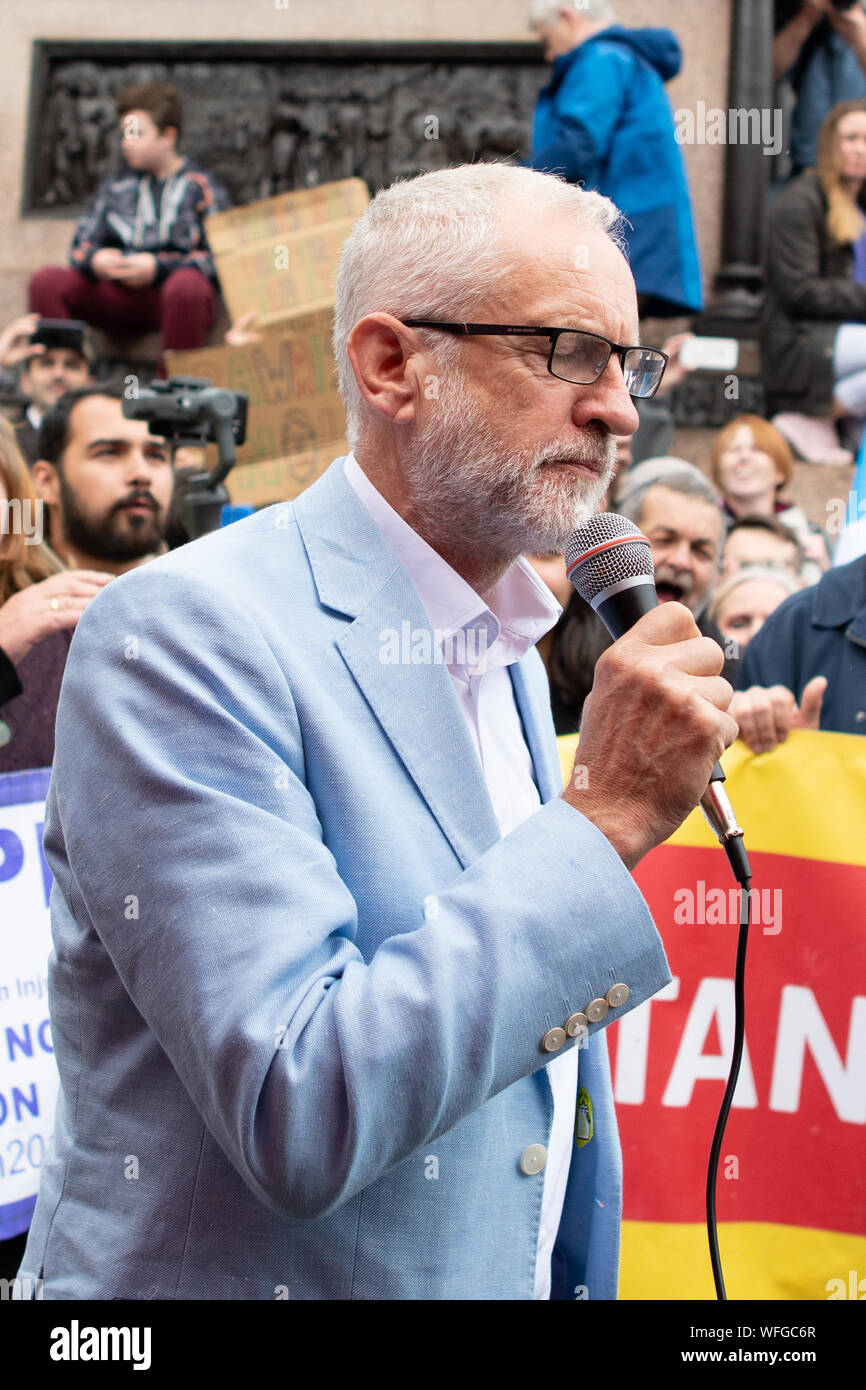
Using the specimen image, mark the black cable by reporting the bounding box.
[706,877,751,1300]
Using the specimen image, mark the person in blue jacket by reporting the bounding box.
[731,553,866,746]
[527,0,703,316]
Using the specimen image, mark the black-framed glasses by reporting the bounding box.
[401,320,668,399]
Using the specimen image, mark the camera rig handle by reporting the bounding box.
[122,376,249,541]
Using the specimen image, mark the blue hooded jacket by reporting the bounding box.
[737,555,866,736]
[529,26,703,314]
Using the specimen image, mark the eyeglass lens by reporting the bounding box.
[551,333,664,397]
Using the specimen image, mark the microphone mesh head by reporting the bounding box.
[565,512,654,603]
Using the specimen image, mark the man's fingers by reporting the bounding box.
[719,709,740,752]
[628,601,700,645]
[690,673,734,713]
[730,686,796,753]
[620,604,724,676]
[795,674,827,730]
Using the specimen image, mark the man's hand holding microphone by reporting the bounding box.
[561,602,738,871]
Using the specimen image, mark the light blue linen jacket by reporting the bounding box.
[18,458,671,1300]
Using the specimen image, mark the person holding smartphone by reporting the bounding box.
[0,315,92,468]
[775,0,866,174]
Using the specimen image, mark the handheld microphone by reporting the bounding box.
[564,512,750,884]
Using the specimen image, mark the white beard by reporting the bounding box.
[400,367,617,559]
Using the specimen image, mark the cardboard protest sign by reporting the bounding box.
[165,178,369,506]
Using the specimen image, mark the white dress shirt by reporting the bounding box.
[344,451,579,1299]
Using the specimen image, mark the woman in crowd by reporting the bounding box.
[711,413,830,584]
[0,418,112,1280]
[762,98,866,462]
[708,565,800,654]
[0,417,109,770]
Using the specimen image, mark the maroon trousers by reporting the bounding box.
[29,266,218,358]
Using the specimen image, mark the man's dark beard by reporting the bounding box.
[57,472,169,562]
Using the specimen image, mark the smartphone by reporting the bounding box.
[30,318,88,354]
[678,336,740,373]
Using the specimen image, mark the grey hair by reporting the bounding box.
[529,0,616,26]
[617,467,723,532]
[333,162,626,449]
[615,455,706,511]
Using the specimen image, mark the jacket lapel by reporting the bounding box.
[294,459,502,867]
[509,655,564,803]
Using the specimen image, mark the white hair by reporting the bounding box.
[617,460,722,524]
[529,0,616,27]
[333,162,625,448]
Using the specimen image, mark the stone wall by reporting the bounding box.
[1,0,731,324]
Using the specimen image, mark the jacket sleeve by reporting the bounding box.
[767,180,866,320]
[151,169,228,286]
[47,565,671,1223]
[530,47,633,187]
[69,179,113,279]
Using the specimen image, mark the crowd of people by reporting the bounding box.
[1,1,865,1294]
[1,9,863,777]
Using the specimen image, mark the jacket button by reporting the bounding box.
[565,1012,588,1037]
[0,720,12,746]
[586,997,610,1023]
[541,1026,566,1052]
[520,1144,547,1175]
[606,983,630,1008]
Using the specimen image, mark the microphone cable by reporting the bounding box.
[706,873,752,1301]
[563,512,756,1301]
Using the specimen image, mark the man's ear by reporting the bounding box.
[31,460,60,507]
[346,314,424,427]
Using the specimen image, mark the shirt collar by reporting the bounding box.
[343,452,561,671]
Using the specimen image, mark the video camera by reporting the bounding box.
[122,376,249,540]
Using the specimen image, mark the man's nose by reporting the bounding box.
[571,355,640,438]
[666,539,695,571]
[126,452,158,484]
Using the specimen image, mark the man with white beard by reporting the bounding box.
[18,164,736,1301]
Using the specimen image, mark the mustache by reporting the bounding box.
[533,427,617,472]
[654,565,694,593]
[114,492,160,514]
